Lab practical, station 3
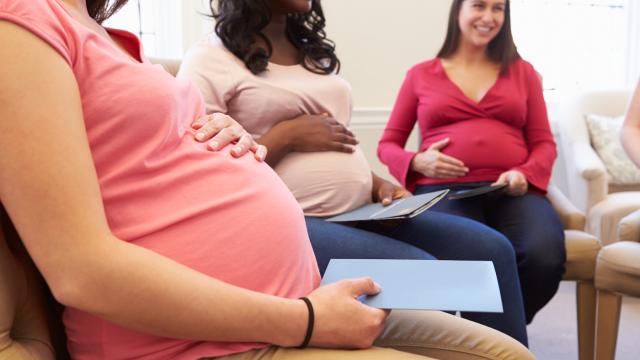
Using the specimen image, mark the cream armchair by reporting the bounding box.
[558,90,635,212]
[548,185,602,360]
[594,209,640,360]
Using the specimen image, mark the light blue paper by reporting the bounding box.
[320,259,503,313]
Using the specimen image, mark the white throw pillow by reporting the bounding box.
[585,114,640,185]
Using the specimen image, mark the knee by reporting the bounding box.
[519,230,566,275]
[474,229,517,264]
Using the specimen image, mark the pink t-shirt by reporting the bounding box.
[178,37,373,217]
[0,1,320,359]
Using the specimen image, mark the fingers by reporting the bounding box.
[194,113,236,142]
[438,153,467,168]
[433,162,468,178]
[348,277,382,297]
[251,143,268,162]
[394,187,412,199]
[492,173,508,186]
[427,137,450,151]
[229,133,254,157]
[207,126,241,150]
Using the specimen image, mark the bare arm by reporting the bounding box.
[257,114,358,167]
[0,22,385,349]
[622,81,640,167]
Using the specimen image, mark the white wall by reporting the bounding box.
[322,0,450,109]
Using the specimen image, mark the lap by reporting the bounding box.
[377,310,534,360]
[305,217,435,275]
[212,345,431,360]
[213,311,534,360]
[487,193,565,261]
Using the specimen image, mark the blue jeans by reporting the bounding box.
[415,183,566,324]
[306,208,529,346]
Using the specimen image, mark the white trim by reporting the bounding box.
[350,107,391,129]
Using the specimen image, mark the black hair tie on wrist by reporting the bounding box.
[298,297,314,349]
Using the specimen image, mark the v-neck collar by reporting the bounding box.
[436,58,502,106]
[53,0,144,64]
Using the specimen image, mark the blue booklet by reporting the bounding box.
[320,259,503,312]
[326,190,449,222]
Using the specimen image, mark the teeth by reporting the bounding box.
[475,26,491,32]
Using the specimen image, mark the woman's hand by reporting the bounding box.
[283,113,359,153]
[493,170,528,196]
[411,138,468,179]
[305,278,389,349]
[192,113,267,161]
[372,173,411,206]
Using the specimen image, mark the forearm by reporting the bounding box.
[622,126,640,168]
[257,121,293,167]
[64,235,306,347]
[622,82,640,167]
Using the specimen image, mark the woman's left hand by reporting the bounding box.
[493,170,528,196]
[192,113,267,161]
[372,174,411,206]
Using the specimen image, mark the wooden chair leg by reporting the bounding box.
[577,281,596,360]
[595,290,622,360]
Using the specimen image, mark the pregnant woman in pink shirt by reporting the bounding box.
[180,0,528,346]
[0,0,532,359]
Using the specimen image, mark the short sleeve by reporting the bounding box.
[177,39,238,115]
[0,0,75,66]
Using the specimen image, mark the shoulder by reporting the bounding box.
[182,34,245,71]
[0,0,76,65]
[508,58,540,80]
[407,58,440,75]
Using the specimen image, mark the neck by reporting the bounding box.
[451,39,490,66]
[263,13,288,42]
[62,0,89,15]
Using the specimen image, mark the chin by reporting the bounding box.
[291,0,312,12]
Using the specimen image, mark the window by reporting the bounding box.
[511,0,637,91]
[104,0,184,58]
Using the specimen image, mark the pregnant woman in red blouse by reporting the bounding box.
[378,0,565,324]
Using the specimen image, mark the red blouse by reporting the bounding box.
[377,58,556,193]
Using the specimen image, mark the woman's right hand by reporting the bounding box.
[305,277,388,349]
[411,138,469,179]
[284,113,359,153]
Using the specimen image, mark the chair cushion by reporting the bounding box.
[587,192,640,245]
[0,232,54,359]
[595,241,640,297]
[563,230,602,281]
[618,209,640,242]
[585,114,640,185]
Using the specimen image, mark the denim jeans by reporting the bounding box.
[305,205,529,346]
[415,183,566,324]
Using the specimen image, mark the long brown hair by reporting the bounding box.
[87,0,129,23]
[437,0,520,72]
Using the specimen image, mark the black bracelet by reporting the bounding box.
[298,297,314,349]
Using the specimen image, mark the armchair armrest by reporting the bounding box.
[618,209,640,242]
[572,142,607,181]
[547,185,586,230]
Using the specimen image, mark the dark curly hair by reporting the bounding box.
[87,0,129,23]
[210,0,340,75]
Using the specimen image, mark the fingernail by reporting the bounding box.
[208,140,219,149]
[195,132,205,141]
[374,282,382,291]
[233,146,242,153]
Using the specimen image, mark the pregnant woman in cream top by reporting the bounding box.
[179,0,529,345]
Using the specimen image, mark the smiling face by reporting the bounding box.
[458,0,506,49]
[269,0,312,14]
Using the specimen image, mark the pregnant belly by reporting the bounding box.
[423,119,529,171]
[275,146,373,217]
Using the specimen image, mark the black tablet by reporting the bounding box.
[448,183,507,200]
